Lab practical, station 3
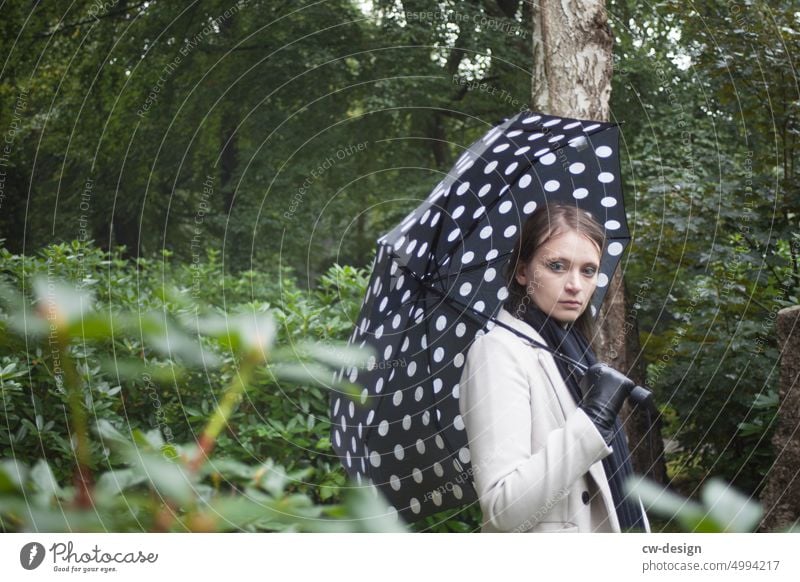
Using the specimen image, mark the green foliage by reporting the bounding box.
[628,475,799,533]
[0,241,411,532]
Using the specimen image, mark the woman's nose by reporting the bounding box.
[564,271,582,292]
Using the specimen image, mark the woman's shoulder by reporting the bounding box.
[470,306,548,353]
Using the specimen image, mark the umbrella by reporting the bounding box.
[329,110,630,525]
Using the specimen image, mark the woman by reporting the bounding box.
[458,203,650,533]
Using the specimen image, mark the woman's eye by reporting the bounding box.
[583,267,598,276]
[548,261,564,271]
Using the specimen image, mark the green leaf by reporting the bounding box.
[701,477,763,532]
[30,460,63,507]
[0,459,27,492]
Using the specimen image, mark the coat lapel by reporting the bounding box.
[494,308,576,420]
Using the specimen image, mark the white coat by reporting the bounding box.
[458,306,650,533]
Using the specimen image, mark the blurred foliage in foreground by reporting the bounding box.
[0,240,411,532]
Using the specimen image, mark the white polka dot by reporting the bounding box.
[480,225,493,239]
[432,490,443,506]
[394,444,405,460]
[523,200,537,214]
[493,143,510,153]
[473,301,485,312]
[349,401,355,417]
[456,182,470,195]
[543,118,560,127]
[435,435,445,449]
[484,268,496,282]
[447,228,460,242]
[436,315,447,331]
[416,439,426,454]
[601,196,617,207]
[539,152,556,165]
[563,121,581,129]
[597,273,609,287]
[547,133,565,143]
[459,282,472,296]
[461,251,475,264]
[393,391,403,406]
[569,162,585,174]
[458,447,471,463]
[421,410,430,425]
[407,361,417,376]
[376,377,384,393]
[410,498,421,514]
[415,386,424,401]
[452,205,465,219]
[508,130,522,137]
[402,414,412,430]
[504,162,518,175]
[433,378,443,393]
[504,225,517,238]
[369,450,381,467]
[366,410,375,424]
[608,242,624,256]
[453,353,465,367]
[584,123,601,132]
[522,115,541,124]
[518,174,532,188]
[456,322,466,336]
[573,188,588,199]
[434,462,444,477]
[515,146,531,156]
[497,287,509,300]
[420,209,431,224]
[595,145,612,158]
[605,220,620,230]
[417,242,428,257]
[499,200,513,214]
[483,160,498,174]
[598,172,614,183]
[412,467,423,483]
[433,346,445,362]
[544,180,560,192]
[486,249,499,260]
[430,212,441,226]
[454,415,465,430]
[392,313,402,328]
[452,384,460,399]
[453,485,464,499]
[390,474,401,491]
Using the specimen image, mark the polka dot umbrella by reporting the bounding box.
[329,110,630,525]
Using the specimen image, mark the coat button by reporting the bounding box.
[581,490,591,505]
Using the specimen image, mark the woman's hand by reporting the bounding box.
[578,363,635,445]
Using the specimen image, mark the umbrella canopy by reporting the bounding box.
[330,110,630,525]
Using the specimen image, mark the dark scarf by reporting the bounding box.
[508,302,646,532]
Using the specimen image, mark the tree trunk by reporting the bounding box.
[758,305,800,532]
[531,0,667,484]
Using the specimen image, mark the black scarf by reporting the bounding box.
[508,303,646,532]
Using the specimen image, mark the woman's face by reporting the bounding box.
[515,229,602,323]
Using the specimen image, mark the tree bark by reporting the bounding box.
[531,0,667,484]
[758,305,800,532]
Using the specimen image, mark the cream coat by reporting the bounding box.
[458,307,650,533]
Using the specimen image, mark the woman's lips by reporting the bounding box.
[559,301,582,308]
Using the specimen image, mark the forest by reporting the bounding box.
[0,0,798,533]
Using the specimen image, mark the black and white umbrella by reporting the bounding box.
[330,110,630,524]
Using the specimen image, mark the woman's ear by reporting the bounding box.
[514,262,528,287]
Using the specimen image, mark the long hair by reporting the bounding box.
[503,203,606,338]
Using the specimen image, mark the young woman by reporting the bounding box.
[458,203,650,533]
